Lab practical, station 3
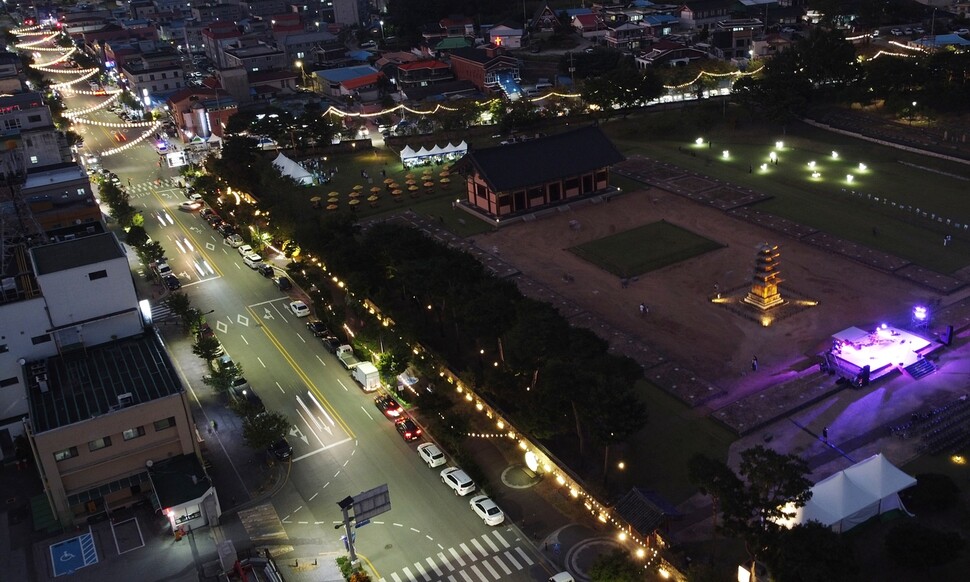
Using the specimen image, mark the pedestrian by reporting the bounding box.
[748,165,752,173]
[127,177,131,186]
[822,427,829,442]
[872,226,878,236]
[714,282,720,299]
[639,303,647,316]
[751,356,758,371]
[210,419,218,432]
[381,169,386,178]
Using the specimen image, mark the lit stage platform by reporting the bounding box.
[824,325,937,381]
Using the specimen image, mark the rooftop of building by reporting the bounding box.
[27,331,183,433]
[149,454,212,509]
[30,231,124,275]
[22,164,87,190]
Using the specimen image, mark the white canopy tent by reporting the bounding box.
[272,152,314,185]
[399,141,469,167]
[776,454,916,533]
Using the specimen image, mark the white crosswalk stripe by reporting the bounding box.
[470,538,487,558]
[481,559,500,580]
[513,547,533,566]
[413,561,430,581]
[150,304,172,321]
[381,533,535,582]
[504,550,521,570]
[492,531,510,549]
[480,534,499,553]
[448,547,466,567]
[459,542,477,562]
[468,565,487,582]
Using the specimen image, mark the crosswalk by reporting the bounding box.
[149,302,173,322]
[378,530,535,582]
[126,177,183,195]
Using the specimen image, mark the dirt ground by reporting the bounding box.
[477,184,936,409]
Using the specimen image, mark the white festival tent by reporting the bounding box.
[775,453,916,533]
[272,152,314,185]
[399,141,469,165]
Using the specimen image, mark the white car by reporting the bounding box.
[224,234,244,247]
[469,495,505,526]
[237,244,253,257]
[289,300,310,317]
[178,200,201,211]
[417,443,446,468]
[243,253,263,269]
[155,262,172,277]
[440,467,476,496]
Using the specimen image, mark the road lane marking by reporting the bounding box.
[513,547,533,565]
[241,335,249,345]
[426,557,442,575]
[291,437,351,462]
[448,548,465,567]
[491,531,510,549]
[401,567,416,582]
[460,542,476,561]
[503,551,520,569]
[480,534,499,553]
[469,565,487,582]
[491,556,511,576]
[337,379,349,391]
[316,355,327,366]
[437,552,451,571]
[481,559,500,580]
[257,357,266,368]
[276,381,285,393]
[294,407,325,447]
[360,407,373,420]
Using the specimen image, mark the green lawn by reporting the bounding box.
[603,111,970,274]
[568,221,724,278]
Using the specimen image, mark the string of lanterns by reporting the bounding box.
[99,121,163,158]
[50,68,99,89]
[12,25,47,35]
[70,116,158,128]
[64,92,122,117]
[14,33,60,48]
[30,47,78,69]
[663,65,764,90]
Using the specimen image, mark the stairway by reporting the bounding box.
[904,358,936,380]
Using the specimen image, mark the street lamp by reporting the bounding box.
[379,20,385,41]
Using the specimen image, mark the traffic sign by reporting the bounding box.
[354,519,370,528]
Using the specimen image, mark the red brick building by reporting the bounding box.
[447,45,519,94]
[455,126,624,220]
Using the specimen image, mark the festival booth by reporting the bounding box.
[272,152,314,185]
[399,141,468,168]
[775,454,916,533]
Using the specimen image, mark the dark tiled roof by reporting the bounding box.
[455,125,624,192]
[614,487,681,537]
[150,454,212,509]
[403,80,478,102]
[30,232,124,275]
[28,333,184,433]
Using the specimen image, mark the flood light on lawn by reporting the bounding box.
[859,162,867,171]
[808,161,816,169]
[846,174,854,183]
[832,150,839,159]
[695,137,704,145]
[760,163,768,171]
[769,151,777,162]
[775,141,784,149]
[722,150,729,159]
[811,171,821,179]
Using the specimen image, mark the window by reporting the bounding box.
[31,334,51,345]
[54,447,78,461]
[149,74,155,81]
[0,376,18,387]
[122,426,146,441]
[27,114,41,123]
[88,270,107,281]
[77,188,86,196]
[153,416,176,431]
[29,156,38,164]
[88,436,112,451]
[0,344,7,353]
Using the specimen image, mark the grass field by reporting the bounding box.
[602,107,970,274]
[568,220,725,278]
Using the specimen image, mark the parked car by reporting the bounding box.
[162,274,181,290]
[891,28,902,36]
[417,442,446,468]
[289,300,310,317]
[395,416,422,441]
[374,394,403,418]
[306,320,330,337]
[154,262,172,277]
[224,234,244,247]
[440,466,476,495]
[237,244,253,257]
[256,263,274,277]
[320,335,341,353]
[268,438,293,460]
[274,276,292,290]
[469,495,505,526]
[178,200,202,211]
[243,253,263,269]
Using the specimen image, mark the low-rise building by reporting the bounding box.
[20,163,100,232]
[448,45,520,95]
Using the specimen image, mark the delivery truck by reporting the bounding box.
[352,361,381,392]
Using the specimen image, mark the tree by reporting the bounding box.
[688,452,744,559]
[375,344,410,387]
[242,410,290,450]
[203,362,241,395]
[765,521,858,582]
[164,292,192,325]
[689,445,812,561]
[588,548,642,582]
[136,240,166,270]
[192,335,223,363]
[885,522,965,568]
[125,225,150,248]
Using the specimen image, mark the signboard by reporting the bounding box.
[166,151,187,168]
[352,484,390,522]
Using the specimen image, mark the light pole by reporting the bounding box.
[379,20,385,41]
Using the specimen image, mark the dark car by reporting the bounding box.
[375,394,403,419]
[217,222,236,237]
[200,208,214,218]
[256,263,274,277]
[204,213,222,225]
[395,416,422,442]
[196,322,214,340]
[163,274,181,290]
[321,335,341,353]
[274,276,292,290]
[268,438,293,460]
[306,320,330,337]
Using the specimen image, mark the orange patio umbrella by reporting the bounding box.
[370,186,381,193]
[367,194,379,202]
[389,182,400,189]
[408,184,420,191]
[439,170,450,177]
[440,177,451,184]
[423,181,435,188]
[348,198,361,206]
[326,204,338,210]
[391,189,403,196]
[352,184,364,191]
[310,195,322,202]
[383,178,394,184]
[405,173,415,179]
[406,179,417,185]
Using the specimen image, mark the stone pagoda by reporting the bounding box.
[743,243,785,310]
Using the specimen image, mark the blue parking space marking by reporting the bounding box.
[50,533,98,576]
